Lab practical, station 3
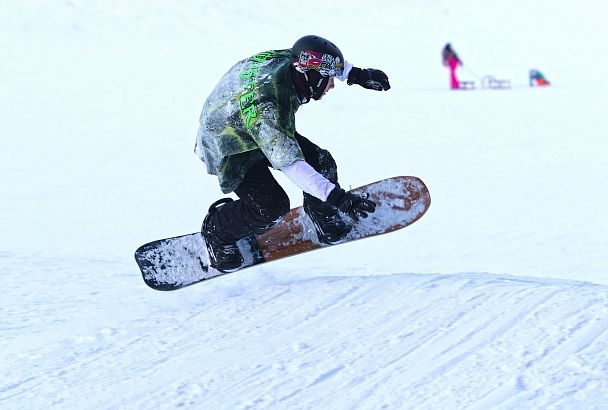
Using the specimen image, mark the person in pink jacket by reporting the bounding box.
[442,43,462,89]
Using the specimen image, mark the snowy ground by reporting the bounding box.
[1,1,608,409]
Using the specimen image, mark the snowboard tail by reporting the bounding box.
[135,176,431,290]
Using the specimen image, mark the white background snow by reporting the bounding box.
[2,0,608,409]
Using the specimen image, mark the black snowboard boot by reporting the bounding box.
[202,198,243,273]
[304,194,352,245]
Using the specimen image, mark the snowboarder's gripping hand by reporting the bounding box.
[347,67,391,91]
[327,187,377,221]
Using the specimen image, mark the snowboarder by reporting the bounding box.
[442,43,463,89]
[194,35,391,272]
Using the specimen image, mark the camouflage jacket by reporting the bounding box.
[194,49,303,193]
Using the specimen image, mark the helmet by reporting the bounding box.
[291,35,344,101]
[292,35,344,77]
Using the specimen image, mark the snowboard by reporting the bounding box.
[135,176,431,291]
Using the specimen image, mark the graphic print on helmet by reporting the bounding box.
[295,50,344,77]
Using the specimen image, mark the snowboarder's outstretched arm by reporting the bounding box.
[347,67,391,91]
[335,60,391,91]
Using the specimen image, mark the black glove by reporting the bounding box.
[347,67,391,91]
[326,187,377,221]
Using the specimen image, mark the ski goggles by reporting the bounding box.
[294,50,344,77]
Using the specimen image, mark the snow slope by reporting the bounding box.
[3,258,608,409]
[1,0,607,409]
